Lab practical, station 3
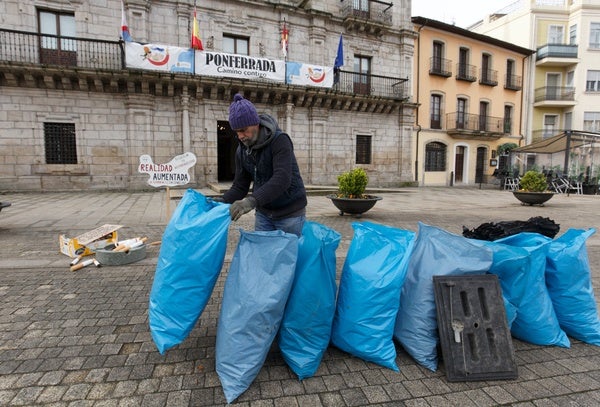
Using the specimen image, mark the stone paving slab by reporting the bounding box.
[0,187,599,406]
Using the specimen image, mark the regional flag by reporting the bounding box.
[281,21,289,59]
[191,7,203,50]
[120,0,132,42]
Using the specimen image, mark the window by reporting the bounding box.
[481,53,494,84]
[548,25,564,44]
[569,24,577,45]
[38,10,76,66]
[457,47,470,79]
[425,142,446,172]
[430,94,442,129]
[504,105,513,134]
[456,98,467,129]
[355,135,372,164]
[506,59,516,88]
[223,35,248,55]
[586,70,600,91]
[543,115,558,139]
[432,41,444,73]
[590,22,600,48]
[479,101,489,131]
[353,55,371,95]
[584,112,600,132]
[44,122,77,164]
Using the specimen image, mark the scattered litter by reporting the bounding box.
[59,224,122,258]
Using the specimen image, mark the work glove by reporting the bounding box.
[229,197,256,221]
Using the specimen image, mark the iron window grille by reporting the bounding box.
[44,122,77,164]
[356,135,372,164]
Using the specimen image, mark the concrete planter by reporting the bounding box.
[326,194,382,217]
[512,191,554,206]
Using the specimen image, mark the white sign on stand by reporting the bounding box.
[138,152,197,219]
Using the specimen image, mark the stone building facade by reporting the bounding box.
[0,0,417,191]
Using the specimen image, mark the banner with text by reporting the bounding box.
[194,51,285,83]
[285,61,334,88]
[125,42,194,74]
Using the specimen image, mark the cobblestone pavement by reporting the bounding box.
[0,187,599,406]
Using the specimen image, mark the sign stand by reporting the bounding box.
[138,152,197,223]
[165,186,171,222]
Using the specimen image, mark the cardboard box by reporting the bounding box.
[59,224,123,258]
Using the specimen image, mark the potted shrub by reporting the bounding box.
[512,170,554,206]
[327,167,382,216]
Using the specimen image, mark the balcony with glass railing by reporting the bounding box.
[536,43,578,66]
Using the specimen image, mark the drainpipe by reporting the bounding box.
[414,19,428,182]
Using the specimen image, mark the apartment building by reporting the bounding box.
[0,0,416,192]
[412,17,534,186]
[471,0,600,147]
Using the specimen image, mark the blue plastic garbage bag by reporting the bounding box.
[331,222,415,371]
[149,189,230,354]
[393,222,493,372]
[472,239,536,329]
[546,228,600,346]
[494,233,570,348]
[216,229,298,404]
[278,221,341,380]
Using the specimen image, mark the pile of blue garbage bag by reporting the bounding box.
[148,189,600,403]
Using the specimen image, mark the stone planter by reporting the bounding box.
[512,191,554,206]
[326,194,382,217]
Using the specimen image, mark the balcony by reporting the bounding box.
[333,70,408,100]
[504,74,522,91]
[533,86,576,107]
[0,28,408,114]
[340,0,393,36]
[536,43,578,66]
[455,63,477,82]
[479,69,498,86]
[429,57,452,77]
[446,112,504,140]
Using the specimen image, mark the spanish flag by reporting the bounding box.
[191,6,203,50]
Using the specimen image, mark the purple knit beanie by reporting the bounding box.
[228,93,260,129]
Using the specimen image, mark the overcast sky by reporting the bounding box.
[412,0,516,28]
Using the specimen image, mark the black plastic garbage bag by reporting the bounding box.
[462,216,560,241]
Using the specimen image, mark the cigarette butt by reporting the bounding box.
[70,255,83,266]
[93,259,101,267]
[70,259,94,272]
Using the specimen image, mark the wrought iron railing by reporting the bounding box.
[446,112,503,134]
[1,29,408,100]
[536,43,578,60]
[504,74,522,90]
[456,63,477,82]
[479,68,498,86]
[534,86,575,102]
[333,70,408,99]
[429,57,452,77]
[0,28,123,70]
[339,0,393,25]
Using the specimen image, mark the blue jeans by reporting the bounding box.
[255,211,305,237]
